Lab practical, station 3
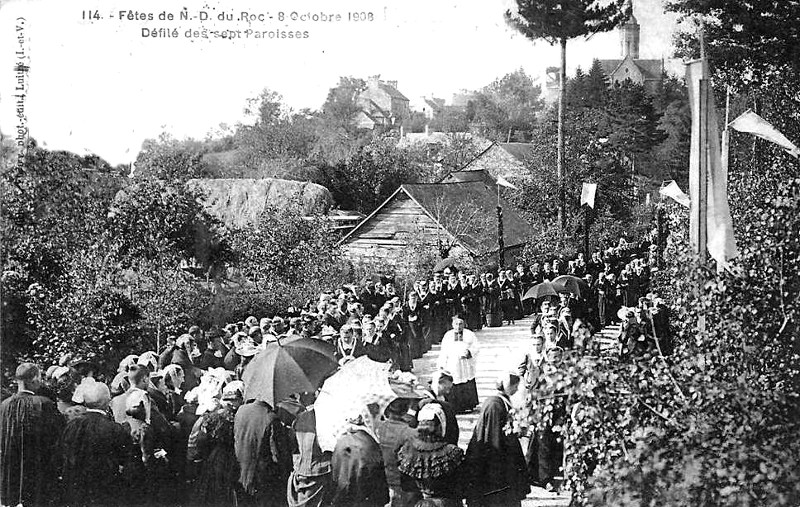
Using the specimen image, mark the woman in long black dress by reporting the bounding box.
[483,273,502,327]
[464,373,529,507]
[191,382,243,506]
[498,271,518,325]
[463,274,484,331]
[404,291,425,359]
[427,280,448,344]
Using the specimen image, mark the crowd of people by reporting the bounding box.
[1,233,671,507]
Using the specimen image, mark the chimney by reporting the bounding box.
[387,80,398,89]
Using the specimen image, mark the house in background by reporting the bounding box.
[338,181,532,277]
[441,141,535,184]
[450,89,478,110]
[598,13,665,94]
[355,75,411,129]
[409,96,446,120]
[545,3,666,102]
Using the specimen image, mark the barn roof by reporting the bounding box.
[340,181,531,255]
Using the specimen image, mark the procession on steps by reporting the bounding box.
[1,233,672,507]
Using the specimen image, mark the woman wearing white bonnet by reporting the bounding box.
[137,351,159,372]
[397,403,465,507]
[110,355,139,396]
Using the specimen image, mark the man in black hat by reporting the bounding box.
[0,363,64,506]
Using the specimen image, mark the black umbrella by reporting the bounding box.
[523,281,561,300]
[552,275,591,298]
[242,337,338,406]
[433,257,457,273]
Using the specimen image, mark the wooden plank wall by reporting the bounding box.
[343,193,452,274]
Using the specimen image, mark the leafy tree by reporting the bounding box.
[227,202,350,315]
[233,89,317,174]
[585,59,610,108]
[603,80,665,157]
[135,133,210,181]
[567,67,588,108]
[430,106,470,133]
[106,181,226,268]
[651,85,691,186]
[519,4,800,497]
[666,0,800,90]
[479,68,544,141]
[1,143,140,372]
[511,107,633,222]
[316,135,425,214]
[466,92,507,141]
[506,0,631,233]
[321,76,367,132]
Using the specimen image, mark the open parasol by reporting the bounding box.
[242,337,338,407]
[315,356,398,451]
[552,275,591,298]
[523,281,561,300]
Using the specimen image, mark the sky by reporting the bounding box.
[0,0,681,166]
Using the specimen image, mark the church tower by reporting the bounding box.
[620,9,640,58]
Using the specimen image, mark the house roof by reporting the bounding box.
[457,141,534,172]
[424,98,444,110]
[340,181,531,255]
[379,83,409,102]
[498,143,536,163]
[439,168,498,186]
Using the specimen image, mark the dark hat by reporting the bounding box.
[15,362,39,381]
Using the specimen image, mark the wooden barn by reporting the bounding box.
[338,181,532,277]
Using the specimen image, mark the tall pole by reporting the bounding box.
[557,37,567,235]
[583,205,590,258]
[497,183,505,268]
[694,78,709,267]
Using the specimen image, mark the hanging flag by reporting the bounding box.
[659,181,690,207]
[580,182,597,208]
[687,58,738,265]
[496,175,518,190]
[729,110,800,158]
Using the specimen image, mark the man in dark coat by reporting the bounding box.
[0,363,64,506]
[360,280,385,318]
[463,274,484,331]
[59,380,131,507]
[329,417,389,507]
[464,373,529,507]
[234,399,294,507]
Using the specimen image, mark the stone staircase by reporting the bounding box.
[413,317,572,506]
[412,318,625,506]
